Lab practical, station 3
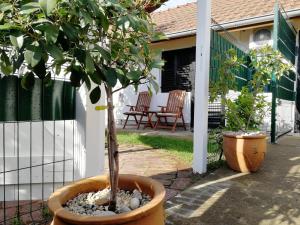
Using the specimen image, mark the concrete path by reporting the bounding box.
[166,135,300,225]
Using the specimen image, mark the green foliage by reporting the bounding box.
[209,45,292,132]
[117,131,221,164]
[249,45,292,92]
[12,213,23,225]
[209,48,244,102]
[225,87,270,131]
[42,206,52,220]
[0,0,165,103]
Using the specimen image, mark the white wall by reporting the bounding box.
[276,99,295,134]
[113,68,192,126]
[0,84,106,201]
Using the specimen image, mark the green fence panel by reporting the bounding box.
[0,76,76,122]
[18,79,43,121]
[63,81,76,120]
[210,30,250,90]
[0,76,18,121]
[43,80,65,120]
[277,8,296,65]
[277,86,296,101]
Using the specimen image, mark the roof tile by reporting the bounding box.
[151,0,300,34]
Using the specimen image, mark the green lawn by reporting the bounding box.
[117,132,193,163]
[117,132,222,165]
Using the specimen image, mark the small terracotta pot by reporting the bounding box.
[223,133,267,173]
[48,174,166,225]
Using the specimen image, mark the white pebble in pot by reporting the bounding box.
[129,198,140,210]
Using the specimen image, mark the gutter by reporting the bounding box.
[164,8,300,39]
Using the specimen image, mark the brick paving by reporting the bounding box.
[105,144,193,201]
[3,135,300,225]
[165,135,300,225]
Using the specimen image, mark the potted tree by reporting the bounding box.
[209,46,292,173]
[0,0,166,224]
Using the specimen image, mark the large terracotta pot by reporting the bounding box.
[48,174,166,225]
[223,133,267,173]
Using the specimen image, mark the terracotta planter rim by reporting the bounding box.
[223,132,267,139]
[48,174,166,225]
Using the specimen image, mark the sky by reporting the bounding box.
[156,0,197,12]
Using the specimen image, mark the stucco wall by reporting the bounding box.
[114,20,299,130]
[113,36,196,126]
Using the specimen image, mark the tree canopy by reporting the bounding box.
[0,0,165,102]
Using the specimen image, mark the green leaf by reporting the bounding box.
[70,65,84,87]
[127,70,141,81]
[83,74,91,91]
[0,3,12,12]
[43,72,53,87]
[21,72,35,90]
[46,44,63,61]
[24,42,42,67]
[85,52,95,74]
[61,23,78,40]
[41,24,59,43]
[129,46,139,55]
[89,86,101,104]
[81,10,93,25]
[0,23,20,30]
[89,71,103,85]
[99,15,109,32]
[9,34,24,49]
[20,2,40,14]
[32,59,46,79]
[13,54,24,73]
[150,59,165,69]
[150,79,159,93]
[94,45,111,61]
[104,68,117,87]
[0,51,13,75]
[39,0,57,15]
[152,32,167,42]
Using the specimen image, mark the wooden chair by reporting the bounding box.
[155,90,186,132]
[123,91,151,129]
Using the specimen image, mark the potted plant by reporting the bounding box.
[209,46,292,172]
[0,0,167,224]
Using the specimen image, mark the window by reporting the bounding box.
[161,47,196,93]
[253,29,272,44]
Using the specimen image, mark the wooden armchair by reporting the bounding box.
[155,90,186,132]
[123,91,151,129]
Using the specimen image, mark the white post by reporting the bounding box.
[193,0,211,174]
[75,84,106,179]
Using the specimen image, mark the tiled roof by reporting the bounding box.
[151,0,300,35]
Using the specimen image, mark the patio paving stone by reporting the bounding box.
[170,178,192,190]
[105,143,193,201]
[165,135,300,225]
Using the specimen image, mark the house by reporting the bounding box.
[114,0,300,132]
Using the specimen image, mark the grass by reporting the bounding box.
[117,131,222,165]
[117,132,193,163]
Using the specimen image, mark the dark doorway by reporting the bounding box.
[161,47,196,129]
[161,47,225,130]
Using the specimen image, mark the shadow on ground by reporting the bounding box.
[166,135,300,225]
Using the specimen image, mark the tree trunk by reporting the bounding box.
[106,86,119,211]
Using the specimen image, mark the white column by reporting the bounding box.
[193,0,211,174]
[75,84,106,179]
